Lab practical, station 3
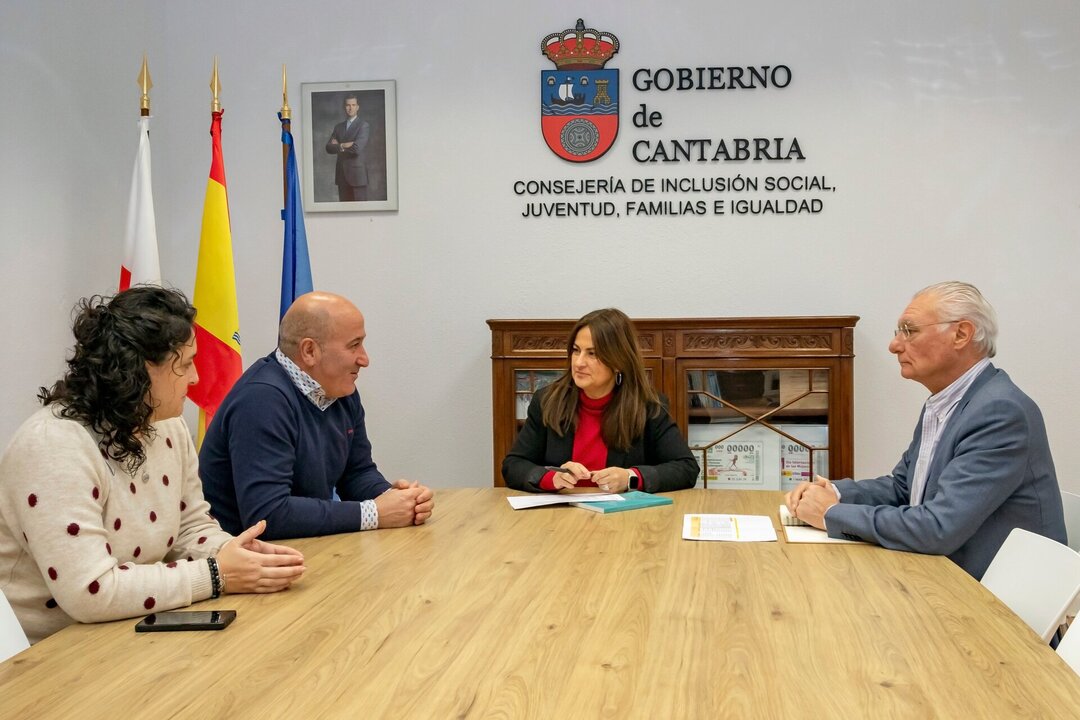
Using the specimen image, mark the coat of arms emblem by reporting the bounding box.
[540,19,619,162]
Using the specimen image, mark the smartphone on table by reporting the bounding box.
[135,610,237,632]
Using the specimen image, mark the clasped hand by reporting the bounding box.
[215,519,306,594]
[553,463,631,493]
[783,475,838,530]
[375,479,435,527]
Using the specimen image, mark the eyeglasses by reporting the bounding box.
[893,321,955,341]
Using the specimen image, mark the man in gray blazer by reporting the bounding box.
[786,281,1065,579]
[325,94,370,201]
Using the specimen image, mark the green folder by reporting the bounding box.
[570,491,674,514]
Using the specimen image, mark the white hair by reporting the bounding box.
[914,281,998,358]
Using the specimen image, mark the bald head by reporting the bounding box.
[279,292,360,358]
[278,292,369,398]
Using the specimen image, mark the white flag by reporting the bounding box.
[119,115,160,290]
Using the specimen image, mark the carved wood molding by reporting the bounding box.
[512,334,658,353]
[683,333,833,351]
[511,335,567,352]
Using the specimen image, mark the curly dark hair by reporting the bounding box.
[38,286,197,473]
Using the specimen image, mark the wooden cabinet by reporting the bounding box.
[488,317,859,488]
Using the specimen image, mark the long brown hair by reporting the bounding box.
[541,308,659,450]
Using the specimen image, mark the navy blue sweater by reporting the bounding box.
[199,353,390,539]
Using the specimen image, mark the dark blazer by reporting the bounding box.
[826,365,1065,579]
[502,387,699,493]
[325,118,370,188]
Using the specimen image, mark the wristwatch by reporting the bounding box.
[627,470,639,491]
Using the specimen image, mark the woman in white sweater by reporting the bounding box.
[0,287,306,643]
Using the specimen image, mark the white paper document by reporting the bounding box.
[682,514,778,542]
[506,493,624,510]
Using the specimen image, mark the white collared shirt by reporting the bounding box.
[908,358,991,506]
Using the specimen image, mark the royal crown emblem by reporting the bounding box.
[539,19,620,162]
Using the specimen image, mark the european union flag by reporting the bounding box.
[279,112,313,319]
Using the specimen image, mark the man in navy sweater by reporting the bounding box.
[199,292,434,540]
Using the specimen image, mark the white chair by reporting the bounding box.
[1060,491,1080,627]
[1061,491,1080,553]
[1058,623,1080,675]
[980,528,1080,643]
[0,588,29,662]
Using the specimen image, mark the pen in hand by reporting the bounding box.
[545,466,591,476]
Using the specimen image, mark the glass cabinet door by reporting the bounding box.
[686,368,829,490]
[514,369,563,420]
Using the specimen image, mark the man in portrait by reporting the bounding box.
[325,93,370,202]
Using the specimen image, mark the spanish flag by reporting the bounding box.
[188,110,242,443]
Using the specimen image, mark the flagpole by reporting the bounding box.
[278,67,314,318]
[280,64,290,207]
[210,56,220,113]
[191,56,243,444]
[120,53,160,291]
[138,53,151,118]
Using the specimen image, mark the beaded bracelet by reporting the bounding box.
[207,556,222,599]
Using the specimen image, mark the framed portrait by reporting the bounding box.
[301,80,398,212]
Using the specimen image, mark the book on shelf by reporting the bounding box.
[687,370,704,408]
[687,370,722,409]
[570,491,673,514]
[704,371,723,407]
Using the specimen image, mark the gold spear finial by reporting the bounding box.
[210,56,221,113]
[280,63,291,120]
[138,53,152,116]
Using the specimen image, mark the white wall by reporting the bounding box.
[2,1,1078,489]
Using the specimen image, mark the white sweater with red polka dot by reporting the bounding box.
[0,407,232,644]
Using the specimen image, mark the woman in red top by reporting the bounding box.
[502,308,698,494]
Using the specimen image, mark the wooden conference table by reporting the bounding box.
[2,488,1079,718]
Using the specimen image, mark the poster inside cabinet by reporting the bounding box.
[778,425,829,492]
[689,423,781,490]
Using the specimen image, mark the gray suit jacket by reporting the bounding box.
[826,365,1065,579]
[326,118,370,188]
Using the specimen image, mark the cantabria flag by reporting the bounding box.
[119,115,160,290]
